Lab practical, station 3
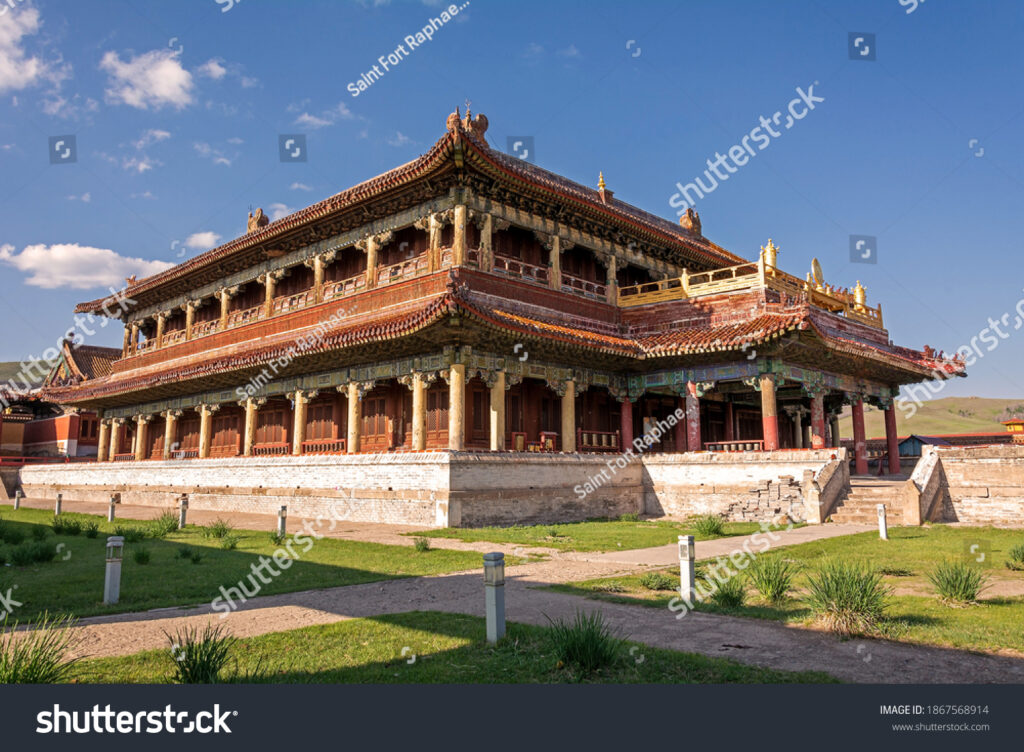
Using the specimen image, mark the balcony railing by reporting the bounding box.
[191,319,219,338]
[253,442,290,456]
[705,439,765,452]
[301,438,347,455]
[227,304,266,329]
[272,289,317,315]
[323,273,366,300]
[376,254,429,286]
[112,453,135,462]
[492,255,549,286]
[163,329,187,346]
[169,448,199,460]
[617,260,885,329]
[561,272,608,301]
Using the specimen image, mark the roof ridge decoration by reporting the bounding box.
[446,106,489,146]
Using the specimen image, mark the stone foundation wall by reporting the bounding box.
[931,446,1024,526]
[0,468,17,500]
[641,450,842,522]
[16,450,844,527]
[17,454,451,526]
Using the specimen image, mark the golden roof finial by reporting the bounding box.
[598,172,606,191]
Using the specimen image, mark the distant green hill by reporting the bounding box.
[838,396,1024,440]
[0,361,44,388]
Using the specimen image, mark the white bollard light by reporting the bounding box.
[178,495,188,530]
[54,493,62,516]
[13,489,22,510]
[108,494,117,523]
[877,504,888,541]
[678,535,696,605]
[103,536,125,605]
[277,506,287,538]
[483,552,506,644]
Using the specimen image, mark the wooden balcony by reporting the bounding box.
[227,304,266,329]
[253,442,290,456]
[111,453,134,462]
[191,319,219,338]
[323,273,366,300]
[301,438,347,455]
[617,260,885,330]
[561,272,607,301]
[492,255,549,286]
[376,254,429,286]
[705,439,765,452]
[272,289,318,316]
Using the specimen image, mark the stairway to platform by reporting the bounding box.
[829,475,908,524]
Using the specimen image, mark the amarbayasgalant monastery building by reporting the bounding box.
[27,109,966,527]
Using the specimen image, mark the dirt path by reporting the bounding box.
[65,555,1024,683]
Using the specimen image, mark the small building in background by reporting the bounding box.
[1003,418,1024,445]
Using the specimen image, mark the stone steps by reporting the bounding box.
[829,477,906,524]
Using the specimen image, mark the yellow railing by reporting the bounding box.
[617,260,885,329]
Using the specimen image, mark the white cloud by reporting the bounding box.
[0,7,69,94]
[558,44,581,58]
[131,191,156,200]
[132,128,170,149]
[197,58,227,80]
[289,182,312,191]
[523,42,544,59]
[42,94,98,120]
[100,48,194,110]
[122,155,160,173]
[66,192,91,203]
[227,136,243,145]
[193,141,232,166]
[0,242,173,290]
[295,112,331,128]
[267,203,293,222]
[185,231,221,250]
[292,101,356,129]
[387,131,412,147]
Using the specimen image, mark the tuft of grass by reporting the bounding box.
[591,581,628,593]
[618,512,640,523]
[691,514,725,537]
[1006,543,1024,572]
[803,560,891,636]
[113,526,146,543]
[30,526,48,542]
[708,576,747,608]
[132,548,151,565]
[149,511,179,539]
[9,545,35,567]
[219,534,241,551]
[0,613,80,683]
[1,527,25,546]
[164,624,237,684]
[546,527,562,539]
[545,611,624,674]
[927,561,989,606]
[82,522,99,539]
[202,519,233,540]
[269,531,286,546]
[9,542,56,567]
[639,571,678,592]
[52,516,82,536]
[175,546,193,560]
[747,557,797,604]
[190,551,204,565]
[412,537,431,553]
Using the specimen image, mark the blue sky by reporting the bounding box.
[1,0,1022,400]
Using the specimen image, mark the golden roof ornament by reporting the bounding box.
[247,207,269,234]
[854,280,867,310]
[598,172,606,191]
[679,207,701,235]
[811,257,824,290]
[597,171,613,204]
[760,238,779,268]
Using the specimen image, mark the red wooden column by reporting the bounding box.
[674,396,687,451]
[884,403,901,474]
[685,382,702,451]
[620,399,634,450]
[852,398,869,475]
[724,401,734,442]
[810,394,826,449]
[760,374,779,450]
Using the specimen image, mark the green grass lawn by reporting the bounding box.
[545,525,1024,654]
[0,506,483,621]
[70,610,837,684]
[414,517,773,552]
